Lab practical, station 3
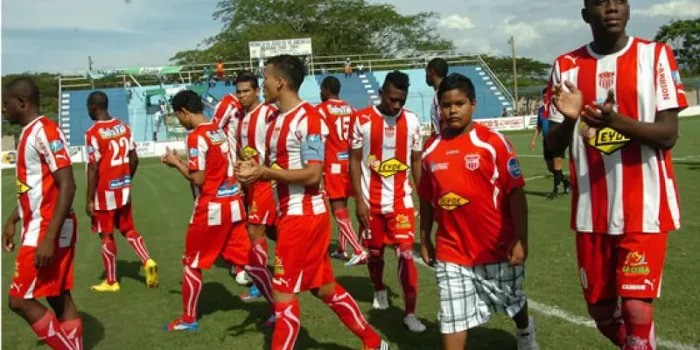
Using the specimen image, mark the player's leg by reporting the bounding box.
[47,292,82,350]
[617,233,668,350]
[365,214,388,310]
[435,261,470,350]
[488,263,538,350]
[91,210,120,292]
[388,210,424,332]
[220,222,252,286]
[330,198,367,264]
[117,203,158,288]
[244,186,277,306]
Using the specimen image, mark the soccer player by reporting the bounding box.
[544,1,687,349]
[425,58,448,134]
[3,77,83,350]
[235,54,387,350]
[316,76,368,265]
[234,71,277,304]
[419,73,539,350]
[161,90,249,331]
[85,91,158,292]
[528,88,570,200]
[350,71,426,333]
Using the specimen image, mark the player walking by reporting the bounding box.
[316,76,368,265]
[236,55,388,350]
[425,58,449,134]
[545,1,687,349]
[3,77,83,350]
[350,71,426,333]
[85,91,159,292]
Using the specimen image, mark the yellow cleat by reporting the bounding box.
[90,280,120,292]
[144,259,159,288]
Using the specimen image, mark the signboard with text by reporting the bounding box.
[249,38,313,59]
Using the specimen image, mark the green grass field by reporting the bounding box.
[3,117,700,350]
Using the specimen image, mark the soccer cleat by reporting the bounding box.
[90,280,120,292]
[563,179,571,194]
[516,316,540,350]
[264,314,277,327]
[330,250,349,261]
[546,192,558,201]
[345,250,369,267]
[144,259,159,288]
[235,270,251,286]
[403,314,426,333]
[372,290,389,310]
[363,340,390,350]
[240,285,262,301]
[163,318,199,332]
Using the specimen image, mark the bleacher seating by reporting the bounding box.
[314,73,372,109]
[63,88,129,146]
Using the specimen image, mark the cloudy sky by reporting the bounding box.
[2,0,699,74]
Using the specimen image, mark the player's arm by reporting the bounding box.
[3,207,20,252]
[169,157,205,186]
[86,162,99,216]
[37,166,76,267]
[129,150,139,177]
[349,148,363,201]
[411,150,422,186]
[507,187,528,265]
[494,134,528,266]
[544,61,579,155]
[261,162,323,187]
[417,155,435,266]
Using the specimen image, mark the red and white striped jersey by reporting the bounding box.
[237,102,277,164]
[85,119,136,211]
[351,106,423,214]
[316,99,355,172]
[187,122,245,224]
[16,116,78,248]
[545,37,687,235]
[212,93,244,155]
[265,102,329,216]
[430,92,441,133]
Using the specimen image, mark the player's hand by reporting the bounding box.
[86,200,95,218]
[529,140,536,151]
[507,239,527,266]
[161,147,180,168]
[35,237,56,268]
[235,159,263,184]
[420,240,436,267]
[355,201,371,230]
[552,80,583,120]
[583,89,617,128]
[3,221,16,253]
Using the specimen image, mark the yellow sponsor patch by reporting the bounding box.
[269,162,283,185]
[240,145,259,159]
[368,155,408,177]
[580,121,630,155]
[438,192,469,211]
[16,179,30,197]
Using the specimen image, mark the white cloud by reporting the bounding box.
[633,0,700,18]
[498,16,543,49]
[438,15,475,31]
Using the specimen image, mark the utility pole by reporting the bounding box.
[88,56,95,89]
[508,36,519,114]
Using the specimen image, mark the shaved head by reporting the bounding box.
[4,77,40,107]
[87,91,109,109]
[3,77,40,125]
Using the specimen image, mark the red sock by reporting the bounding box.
[60,318,83,350]
[272,299,301,350]
[397,245,418,315]
[323,284,381,348]
[368,248,385,291]
[588,303,626,347]
[101,235,118,285]
[31,310,74,350]
[245,238,274,305]
[334,208,364,255]
[337,231,347,253]
[622,300,655,350]
[124,231,150,264]
[182,266,202,323]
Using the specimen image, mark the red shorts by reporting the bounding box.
[273,214,335,293]
[91,203,135,234]
[576,232,667,304]
[245,181,277,226]
[10,219,77,299]
[220,223,251,267]
[183,201,248,270]
[363,209,416,249]
[324,163,352,200]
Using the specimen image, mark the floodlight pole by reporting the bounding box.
[508,37,519,114]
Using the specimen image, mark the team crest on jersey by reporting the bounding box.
[98,124,127,139]
[384,126,396,138]
[368,155,408,177]
[438,192,469,211]
[464,154,481,170]
[579,121,630,155]
[240,145,259,159]
[16,179,31,197]
[395,214,411,229]
[598,71,615,90]
[206,130,226,145]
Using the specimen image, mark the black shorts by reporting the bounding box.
[543,140,566,160]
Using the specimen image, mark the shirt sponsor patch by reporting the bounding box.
[672,70,682,85]
[216,182,240,198]
[109,176,132,189]
[189,148,199,157]
[16,179,31,196]
[241,145,259,158]
[507,157,522,178]
[580,121,630,155]
[368,155,408,177]
[438,192,469,211]
[336,151,349,161]
[206,130,227,145]
[429,162,448,172]
[49,140,64,153]
[301,134,324,162]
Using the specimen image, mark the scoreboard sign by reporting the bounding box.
[249,38,313,59]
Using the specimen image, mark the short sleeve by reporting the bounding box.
[86,132,101,164]
[351,117,365,150]
[411,120,423,152]
[297,111,328,165]
[655,44,688,112]
[36,125,71,173]
[417,159,434,201]
[543,60,565,123]
[492,133,525,194]
[212,95,243,129]
[128,128,136,151]
[187,133,208,172]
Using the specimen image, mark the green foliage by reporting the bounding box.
[654,19,700,74]
[170,0,454,63]
[1,73,59,139]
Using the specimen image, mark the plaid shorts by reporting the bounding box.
[435,261,527,334]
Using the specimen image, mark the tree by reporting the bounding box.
[170,0,454,64]
[654,19,700,75]
[1,73,59,141]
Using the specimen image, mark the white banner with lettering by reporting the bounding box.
[249,38,313,59]
[474,116,527,131]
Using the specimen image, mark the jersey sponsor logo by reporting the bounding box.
[464,154,481,170]
[438,192,469,211]
[49,140,64,153]
[658,64,671,101]
[622,251,650,276]
[395,214,412,229]
[368,155,408,177]
[269,162,283,185]
[98,124,127,139]
[336,151,349,161]
[109,176,132,189]
[273,256,284,276]
[205,130,227,145]
[429,162,448,172]
[189,148,199,157]
[507,157,522,178]
[216,182,240,198]
[598,71,615,90]
[445,149,461,156]
[328,105,353,115]
[672,70,682,85]
[580,121,630,155]
[384,126,395,138]
[306,134,322,143]
[16,179,31,196]
[621,284,646,291]
[240,145,259,158]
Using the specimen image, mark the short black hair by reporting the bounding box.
[266,55,305,92]
[437,73,476,102]
[4,77,40,106]
[171,90,203,114]
[383,70,410,92]
[320,76,341,95]
[87,91,109,109]
[541,87,547,96]
[427,58,449,78]
[236,71,258,89]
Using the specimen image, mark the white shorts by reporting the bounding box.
[435,261,527,334]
